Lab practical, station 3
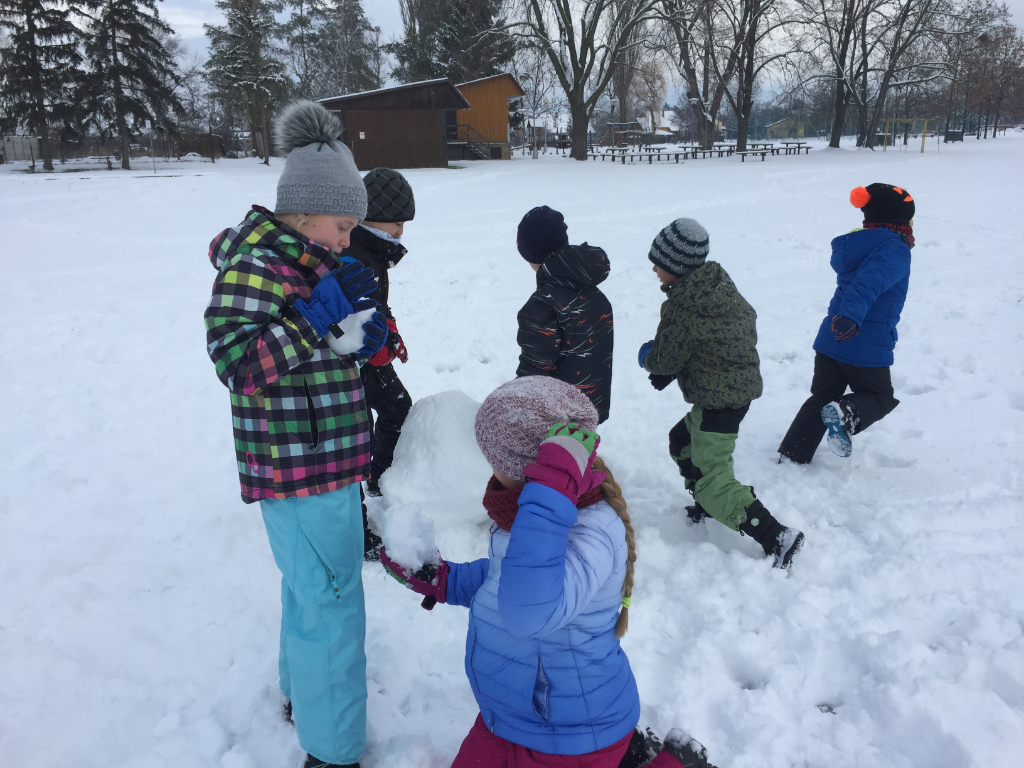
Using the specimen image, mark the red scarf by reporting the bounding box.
[483,476,606,531]
[865,221,915,249]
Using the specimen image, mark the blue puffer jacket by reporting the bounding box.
[445,482,640,755]
[813,228,912,367]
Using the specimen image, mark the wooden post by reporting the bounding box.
[921,118,927,153]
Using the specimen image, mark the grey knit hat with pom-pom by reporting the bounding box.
[275,100,367,220]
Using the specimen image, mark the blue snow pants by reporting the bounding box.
[260,484,366,765]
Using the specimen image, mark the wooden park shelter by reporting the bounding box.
[452,73,526,160]
[319,79,471,170]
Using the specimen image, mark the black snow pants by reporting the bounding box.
[361,362,412,479]
[778,352,900,464]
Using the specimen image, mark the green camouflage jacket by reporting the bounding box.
[643,261,763,410]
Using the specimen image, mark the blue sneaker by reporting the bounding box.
[821,401,855,457]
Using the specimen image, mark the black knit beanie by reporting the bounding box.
[850,183,915,225]
[648,218,710,277]
[363,168,415,223]
[517,206,569,263]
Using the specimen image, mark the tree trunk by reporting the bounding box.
[830,78,847,148]
[568,95,590,161]
[117,109,132,170]
[263,109,272,166]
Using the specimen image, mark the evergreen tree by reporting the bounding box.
[388,0,514,84]
[283,0,382,98]
[83,0,183,169]
[205,0,287,165]
[0,0,83,170]
[311,0,382,96]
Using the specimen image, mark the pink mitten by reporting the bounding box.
[380,546,449,610]
[522,423,605,505]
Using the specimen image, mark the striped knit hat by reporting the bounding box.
[648,218,710,277]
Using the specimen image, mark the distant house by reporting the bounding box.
[451,73,526,160]
[766,117,806,139]
[320,79,471,170]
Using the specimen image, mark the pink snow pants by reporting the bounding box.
[450,715,633,768]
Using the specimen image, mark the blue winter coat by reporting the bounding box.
[445,482,640,755]
[813,228,912,367]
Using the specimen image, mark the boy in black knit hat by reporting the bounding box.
[640,218,804,568]
[343,167,416,559]
[515,205,615,422]
[778,183,915,464]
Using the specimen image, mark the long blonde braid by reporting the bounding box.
[592,456,635,638]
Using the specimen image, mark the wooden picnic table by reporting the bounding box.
[779,140,812,155]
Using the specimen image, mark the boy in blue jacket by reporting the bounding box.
[778,183,915,463]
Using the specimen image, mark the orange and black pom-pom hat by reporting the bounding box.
[849,183,915,225]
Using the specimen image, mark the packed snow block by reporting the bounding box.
[379,503,437,572]
[378,390,493,533]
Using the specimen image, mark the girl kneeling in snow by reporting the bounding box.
[381,377,715,768]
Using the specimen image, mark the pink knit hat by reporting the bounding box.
[475,377,599,481]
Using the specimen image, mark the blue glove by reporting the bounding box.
[333,259,377,305]
[638,340,654,368]
[831,316,860,342]
[358,311,389,358]
[294,275,355,337]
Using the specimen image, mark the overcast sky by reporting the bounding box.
[166,0,1023,69]
[165,0,405,58]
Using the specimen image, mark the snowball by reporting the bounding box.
[325,305,378,357]
[380,503,437,573]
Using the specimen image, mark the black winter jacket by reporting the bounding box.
[516,243,614,422]
[341,225,407,320]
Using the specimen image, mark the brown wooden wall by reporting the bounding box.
[343,109,446,170]
[456,80,516,144]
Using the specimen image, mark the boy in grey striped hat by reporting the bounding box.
[639,218,804,569]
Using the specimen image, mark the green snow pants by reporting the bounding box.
[669,404,755,531]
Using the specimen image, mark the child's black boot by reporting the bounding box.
[685,502,710,525]
[662,728,716,768]
[361,495,382,562]
[617,727,662,768]
[821,398,860,458]
[739,500,804,569]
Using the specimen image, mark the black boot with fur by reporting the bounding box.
[739,500,804,569]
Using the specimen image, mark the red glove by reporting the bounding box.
[390,320,409,364]
[367,319,409,366]
[522,423,605,505]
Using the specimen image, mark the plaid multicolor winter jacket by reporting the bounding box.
[205,206,369,503]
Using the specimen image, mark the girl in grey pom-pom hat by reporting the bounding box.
[639,218,805,570]
[202,99,386,768]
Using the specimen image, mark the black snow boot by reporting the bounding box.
[739,500,804,569]
[303,756,359,768]
[663,729,717,768]
[685,503,710,525]
[365,463,384,498]
[617,727,663,768]
[361,496,382,562]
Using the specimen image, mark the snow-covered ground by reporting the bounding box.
[2,133,1023,768]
